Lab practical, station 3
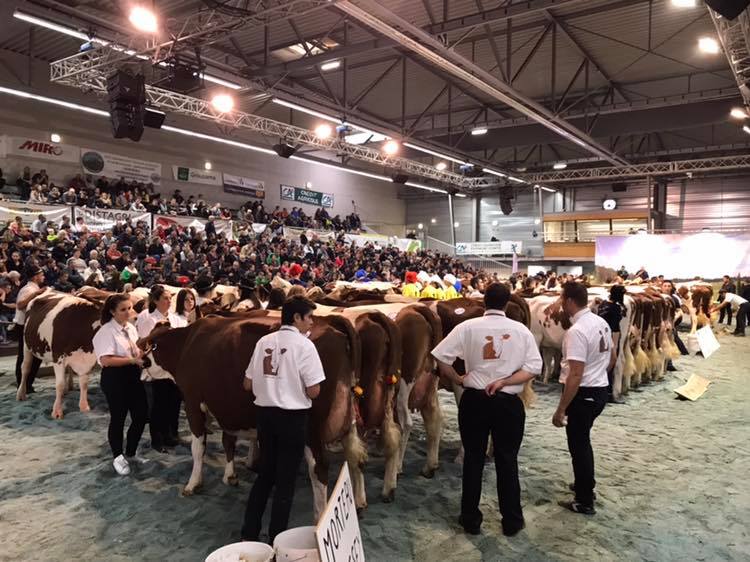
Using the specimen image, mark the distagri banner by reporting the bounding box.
[0,202,70,226]
[81,148,162,186]
[223,173,265,199]
[74,207,152,232]
[280,184,334,208]
[455,241,523,255]
[0,135,80,164]
[595,233,750,280]
[173,166,222,186]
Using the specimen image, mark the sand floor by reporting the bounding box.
[0,332,748,562]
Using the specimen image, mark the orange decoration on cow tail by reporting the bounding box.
[388,374,399,385]
[352,385,364,397]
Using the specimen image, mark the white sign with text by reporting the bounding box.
[315,463,365,562]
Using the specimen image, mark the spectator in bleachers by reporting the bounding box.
[62,188,78,205]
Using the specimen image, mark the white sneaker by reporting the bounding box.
[113,455,131,476]
[125,454,149,465]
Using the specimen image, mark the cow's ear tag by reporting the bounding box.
[352,385,364,397]
[387,374,399,385]
[455,307,465,315]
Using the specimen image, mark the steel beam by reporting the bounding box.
[337,0,629,165]
[709,7,750,105]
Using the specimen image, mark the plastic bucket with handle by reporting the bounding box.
[205,541,274,562]
[273,526,320,562]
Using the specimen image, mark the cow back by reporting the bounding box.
[25,293,100,362]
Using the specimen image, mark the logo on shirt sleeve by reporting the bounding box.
[263,348,287,376]
[482,334,511,360]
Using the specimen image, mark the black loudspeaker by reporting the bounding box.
[705,0,750,19]
[612,182,628,192]
[107,71,146,104]
[110,103,144,142]
[500,195,513,215]
[144,107,166,129]
[391,173,409,184]
[273,143,297,158]
[107,71,146,141]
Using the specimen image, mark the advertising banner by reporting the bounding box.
[223,173,265,199]
[172,166,222,186]
[455,241,523,255]
[0,202,70,226]
[74,207,151,232]
[81,148,162,186]
[154,214,235,241]
[1,135,80,164]
[280,184,334,208]
[594,233,750,280]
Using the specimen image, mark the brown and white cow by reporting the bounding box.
[139,313,368,519]
[16,291,103,418]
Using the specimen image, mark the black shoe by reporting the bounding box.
[559,500,596,515]
[666,363,678,372]
[502,520,525,537]
[458,514,482,535]
[733,332,745,337]
[568,483,597,500]
[163,436,180,447]
[607,395,625,404]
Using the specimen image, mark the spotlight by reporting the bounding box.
[320,60,341,71]
[129,6,158,33]
[391,173,409,184]
[730,107,747,119]
[698,36,720,54]
[453,221,460,228]
[211,93,234,113]
[671,0,696,6]
[417,223,424,230]
[273,142,297,158]
[436,161,447,171]
[534,218,541,225]
[314,123,332,139]
[492,220,499,226]
[50,133,61,143]
[553,162,568,170]
[306,181,313,188]
[430,218,436,224]
[383,140,400,155]
[471,127,488,136]
[204,161,212,170]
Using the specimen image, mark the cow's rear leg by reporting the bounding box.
[305,446,327,521]
[380,388,401,503]
[419,378,443,479]
[15,344,34,402]
[395,378,414,474]
[65,371,74,394]
[222,432,239,486]
[78,372,91,412]
[183,433,206,496]
[343,423,368,512]
[51,364,67,419]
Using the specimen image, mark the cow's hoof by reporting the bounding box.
[381,490,395,503]
[16,391,27,402]
[51,409,64,420]
[420,467,437,479]
[224,474,239,486]
[79,403,91,413]
[181,485,200,497]
[356,507,365,519]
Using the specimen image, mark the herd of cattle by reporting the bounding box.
[13,279,715,518]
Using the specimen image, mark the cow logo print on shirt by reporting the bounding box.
[263,348,287,376]
[599,329,610,353]
[482,333,511,360]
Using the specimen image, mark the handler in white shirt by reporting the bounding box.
[553,281,616,515]
[241,296,325,543]
[432,283,542,538]
[711,291,749,336]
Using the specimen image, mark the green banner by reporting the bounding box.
[280,184,334,208]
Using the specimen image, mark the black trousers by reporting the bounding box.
[735,302,750,334]
[565,386,607,507]
[458,388,525,532]
[147,379,182,445]
[242,407,308,542]
[100,365,148,458]
[15,325,41,390]
[719,306,733,325]
[673,329,689,355]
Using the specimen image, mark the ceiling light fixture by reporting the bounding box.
[13,10,108,44]
[320,60,341,71]
[211,93,234,113]
[507,176,525,183]
[405,182,448,194]
[454,193,467,198]
[314,123,333,139]
[730,107,748,119]
[431,218,437,223]
[482,168,507,178]
[435,161,447,171]
[671,0,697,6]
[383,140,400,155]
[204,161,212,170]
[471,127,488,136]
[454,221,460,228]
[129,6,158,34]
[553,162,568,170]
[50,133,62,143]
[698,36,720,54]
[201,73,242,90]
[538,185,556,193]
[402,142,469,165]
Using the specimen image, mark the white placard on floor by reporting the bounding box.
[695,325,720,359]
[315,463,364,562]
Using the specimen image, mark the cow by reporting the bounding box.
[16,291,103,418]
[139,312,368,519]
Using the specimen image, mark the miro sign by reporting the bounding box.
[315,464,365,562]
[280,184,334,208]
[0,135,80,163]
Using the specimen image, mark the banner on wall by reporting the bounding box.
[74,207,151,232]
[154,214,235,241]
[223,173,265,199]
[0,203,69,226]
[1,135,80,163]
[343,233,422,252]
[81,148,162,186]
[595,233,750,280]
[455,241,523,255]
[172,166,222,186]
[280,184,334,208]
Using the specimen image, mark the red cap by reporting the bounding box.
[405,271,417,284]
[177,275,190,286]
[289,263,303,277]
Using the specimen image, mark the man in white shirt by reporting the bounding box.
[241,296,326,543]
[712,291,749,336]
[13,266,46,392]
[31,214,48,234]
[432,283,542,537]
[553,282,616,515]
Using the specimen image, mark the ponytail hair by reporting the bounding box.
[148,284,167,313]
[101,293,131,324]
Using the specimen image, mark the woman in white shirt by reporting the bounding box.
[173,289,198,327]
[135,285,182,451]
[92,294,148,476]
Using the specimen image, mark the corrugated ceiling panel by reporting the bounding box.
[665,178,750,231]
[572,182,650,211]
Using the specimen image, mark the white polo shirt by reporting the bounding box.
[135,308,181,338]
[431,310,543,395]
[92,319,139,367]
[245,325,326,410]
[560,308,611,388]
[13,281,40,325]
[723,292,748,310]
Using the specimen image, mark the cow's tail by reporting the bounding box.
[510,294,532,328]
[325,315,362,387]
[408,304,443,350]
[364,311,403,380]
[519,380,537,410]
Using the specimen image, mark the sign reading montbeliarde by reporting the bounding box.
[280,184,334,208]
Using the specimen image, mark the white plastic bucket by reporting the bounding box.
[686,333,700,356]
[273,526,320,562]
[205,541,274,562]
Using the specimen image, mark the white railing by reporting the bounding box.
[425,235,513,276]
